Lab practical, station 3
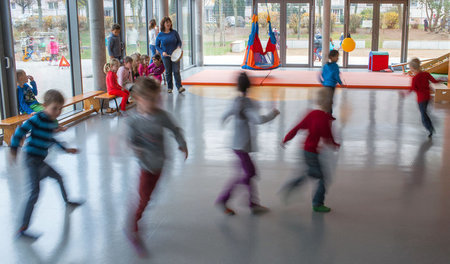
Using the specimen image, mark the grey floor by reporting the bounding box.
[1,68,450,263]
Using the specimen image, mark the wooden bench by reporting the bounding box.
[435,87,450,103]
[94,93,120,114]
[0,90,104,146]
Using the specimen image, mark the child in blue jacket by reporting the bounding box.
[16,69,44,114]
[319,50,343,117]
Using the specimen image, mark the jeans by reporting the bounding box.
[418,100,434,133]
[285,151,326,207]
[21,154,68,229]
[149,45,156,62]
[162,56,182,90]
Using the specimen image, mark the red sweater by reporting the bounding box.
[283,110,339,153]
[106,71,122,93]
[410,71,439,103]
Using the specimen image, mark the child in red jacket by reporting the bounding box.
[403,58,442,138]
[105,58,130,111]
[281,88,340,213]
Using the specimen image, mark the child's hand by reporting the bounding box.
[163,52,168,57]
[28,75,34,82]
[334,143,341,150]
[399,91,407,98]
[10,149,18,163]
[179,147,188,160]
[280,141,286,149]
[66,148,79,154]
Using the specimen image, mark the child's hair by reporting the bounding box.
[237,72,251,95]
[130,53,141,73]
[44,89,65,105]
[141,54,150,63]
[160,16,173,32]
[153,53,161,61]
[111,23,121,31]
[329,49,339,59]
[409,58,421,70]
[149,19,157,30]
[316,88,333,110]
[123,56,133,65]
[103,58,120,73]
[132,76,161,99]
[16,69,26,82]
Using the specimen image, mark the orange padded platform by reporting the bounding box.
[182,70,412,89]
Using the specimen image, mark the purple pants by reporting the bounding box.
[217,150,259,207]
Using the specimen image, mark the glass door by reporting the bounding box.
[348,2,373,66]
[379,3,404,64]
[286,2,310,65]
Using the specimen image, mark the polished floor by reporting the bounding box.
[1,67,450,264]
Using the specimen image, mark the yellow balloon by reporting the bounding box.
[342,38,356,52]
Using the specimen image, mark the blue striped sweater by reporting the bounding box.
[11,111,66,157]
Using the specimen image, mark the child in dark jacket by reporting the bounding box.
[281,88,340,213]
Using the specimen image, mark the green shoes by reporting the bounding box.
[313,205,331,213]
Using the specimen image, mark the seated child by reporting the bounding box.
[147,54,165,83]
[130,53,141,81]
[105,59,130,111]
[17,69,44,114]
[117,56,133,90]
[138,55,151,77]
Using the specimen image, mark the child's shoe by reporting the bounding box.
[17,229,40,241]
[216,202,236,216]
[168,89,173,94]
[251,205,270,215]
[66,201,83,208]
[313,205,331,213]
[178,87,186,94]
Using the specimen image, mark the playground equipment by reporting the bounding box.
[392,53,449,75]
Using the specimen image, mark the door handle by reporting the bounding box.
[4,57,10,69]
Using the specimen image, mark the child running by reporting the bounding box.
[11,89,81,240]
[319,49,343,117]
[216,72,280,215]
[403,58,442,138]
[127,77,188,236]
[16,69,44,114]
[138,55,151,77]
[281,88,340,213]
[105,58,130,112]
[147,54,165,83]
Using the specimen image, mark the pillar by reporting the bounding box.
[88,0,106,91]
[195,0,203,66]
[322,0,331,66]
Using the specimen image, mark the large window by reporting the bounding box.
[348,3,373,66]
[169,0,178,29]
[286,2,310,65]
[124,0,147,55]
[407,0,449,62]
[203,0,252,65]
[379,3,404,64]
[182,0,193,68]
[10,0,74,103]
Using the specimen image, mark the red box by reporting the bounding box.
[369,51,389,71]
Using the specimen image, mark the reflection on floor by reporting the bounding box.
[1,71,450,263]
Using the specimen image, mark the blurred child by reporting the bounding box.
[138,55,151,77]
[319,49,343,117]
[16,69,44,114]
[281,88,340,213]
[147,54,165,83]
[117,56,133,90]
[148,19,158,61]
[107,23,123,61]
[130,53,141,81]
[216,72,280,215]
[11,89,81,240]
[105,58,129,111]
[48,36,59,65]
[403,58,442,138]
[127,77,187,235]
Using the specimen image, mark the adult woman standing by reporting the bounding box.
[156,17,185,94]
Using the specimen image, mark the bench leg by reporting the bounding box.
[100,99,105,115]
[114,98,120,114]
[3,126,16,146]
[85,97,101,113]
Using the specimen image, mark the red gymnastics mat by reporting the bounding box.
[182,69,412,89]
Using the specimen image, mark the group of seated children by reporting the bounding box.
[104,52,165,113]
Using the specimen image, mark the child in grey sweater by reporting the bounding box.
[127,77,188,235]
[216,72,280,215]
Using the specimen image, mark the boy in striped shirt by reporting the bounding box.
[11,89,81,240]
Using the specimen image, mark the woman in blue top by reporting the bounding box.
[155,17,185,94]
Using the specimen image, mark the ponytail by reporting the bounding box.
[103,63,111,74]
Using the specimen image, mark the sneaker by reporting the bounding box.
[178,87,186,94]
[313,205,331,213]
[66,201,83,207]
[216,202,236,216]
[251,205,270,215]
[17,229,40,241]
[168,89,173,94]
